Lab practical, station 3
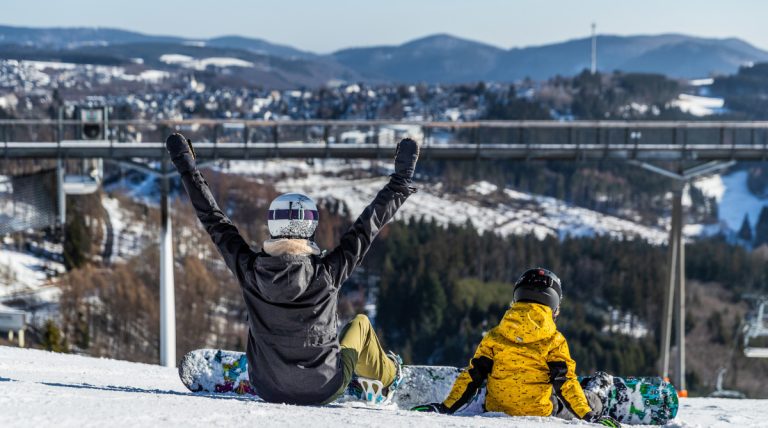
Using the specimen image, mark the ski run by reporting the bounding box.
[0,346,764,428]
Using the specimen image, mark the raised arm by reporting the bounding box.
[165,133,258,283]
[323,138,419,286]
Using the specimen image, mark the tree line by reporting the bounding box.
[365,217,768,383]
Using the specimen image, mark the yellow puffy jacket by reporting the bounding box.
[443,302,592,418]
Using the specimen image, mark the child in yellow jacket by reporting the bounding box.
[413,268,620,427]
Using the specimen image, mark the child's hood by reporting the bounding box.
[496,302,558,344]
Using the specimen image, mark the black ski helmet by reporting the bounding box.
[513,268,563,313]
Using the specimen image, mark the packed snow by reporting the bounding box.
[0,346,763,428]
[693,170,768,233]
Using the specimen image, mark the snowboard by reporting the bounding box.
[178,349,678,425]
[446,373,678,425]
[178,348,459,408]
[579,373,679,426]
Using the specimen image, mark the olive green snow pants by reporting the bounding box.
[325,314,396,403]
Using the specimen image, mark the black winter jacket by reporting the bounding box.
[176,166,413,404]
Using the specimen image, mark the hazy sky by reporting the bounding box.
[2,0,766,53]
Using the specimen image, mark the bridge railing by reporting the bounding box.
[1,119,768,160]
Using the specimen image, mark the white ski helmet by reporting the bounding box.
[267,193,319,239]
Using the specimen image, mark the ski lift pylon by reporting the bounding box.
[743,298,768,358]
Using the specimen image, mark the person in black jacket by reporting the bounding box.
[165,133,419,405]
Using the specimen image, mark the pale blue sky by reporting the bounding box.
[1,0,765,53]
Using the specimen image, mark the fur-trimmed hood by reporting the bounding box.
[262,238,321,256]
[254,239,322,303]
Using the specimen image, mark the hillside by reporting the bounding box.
[0,24,311,59]
[0,345,762,427]
[2,25,768,85]
[332,33,768,82]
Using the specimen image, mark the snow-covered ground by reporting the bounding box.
[220,160,676,244]
[2,59,170,86]
[693,170,768,234]
[282,174,672,243]
[101,196,153,262]
[159,54,255,70]
[0,248,62,296]
[670,94,725,117]
[219,160,767,245]
[0,346,762,428]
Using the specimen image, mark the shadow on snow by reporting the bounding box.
[40,381,263,403]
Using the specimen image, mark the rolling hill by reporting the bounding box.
[2,24,768,85]
[334,34,768,82]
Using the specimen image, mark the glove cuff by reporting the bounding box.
[388,174,417,195]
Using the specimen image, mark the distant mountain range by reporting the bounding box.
[2,24,768,85]
[332,33,768,82]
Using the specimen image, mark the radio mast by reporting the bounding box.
[591,22,597,74]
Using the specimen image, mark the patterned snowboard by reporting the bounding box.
[579,373,679,425]
[178,349,678,425]
[177,348,459,408]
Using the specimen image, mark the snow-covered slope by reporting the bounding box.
[693,170,768,234]
[0,248,62,297]
[220,160,768,245]
[101,195,154,263]
[0,244,64,327]
[220,160,674,244]
[0,346,761,428]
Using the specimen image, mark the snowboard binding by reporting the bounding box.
[346,351,404,405]
[348,378,390,404]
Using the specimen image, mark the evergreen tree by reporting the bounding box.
[755,207,768,247]
[738,214,753,243]
[74,310,90,350]
[42,320,69,353]
[63,213,89,270]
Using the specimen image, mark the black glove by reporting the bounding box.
[393,138,419,181]
[584,412,621,427]
[410,402,449,413]
[165,132,196,173]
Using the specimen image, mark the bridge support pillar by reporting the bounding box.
[159,157,176,367]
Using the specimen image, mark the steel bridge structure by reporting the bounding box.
[1,119,768,161]
[3,118,768,392]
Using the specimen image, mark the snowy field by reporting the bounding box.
[0,346,763,428]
